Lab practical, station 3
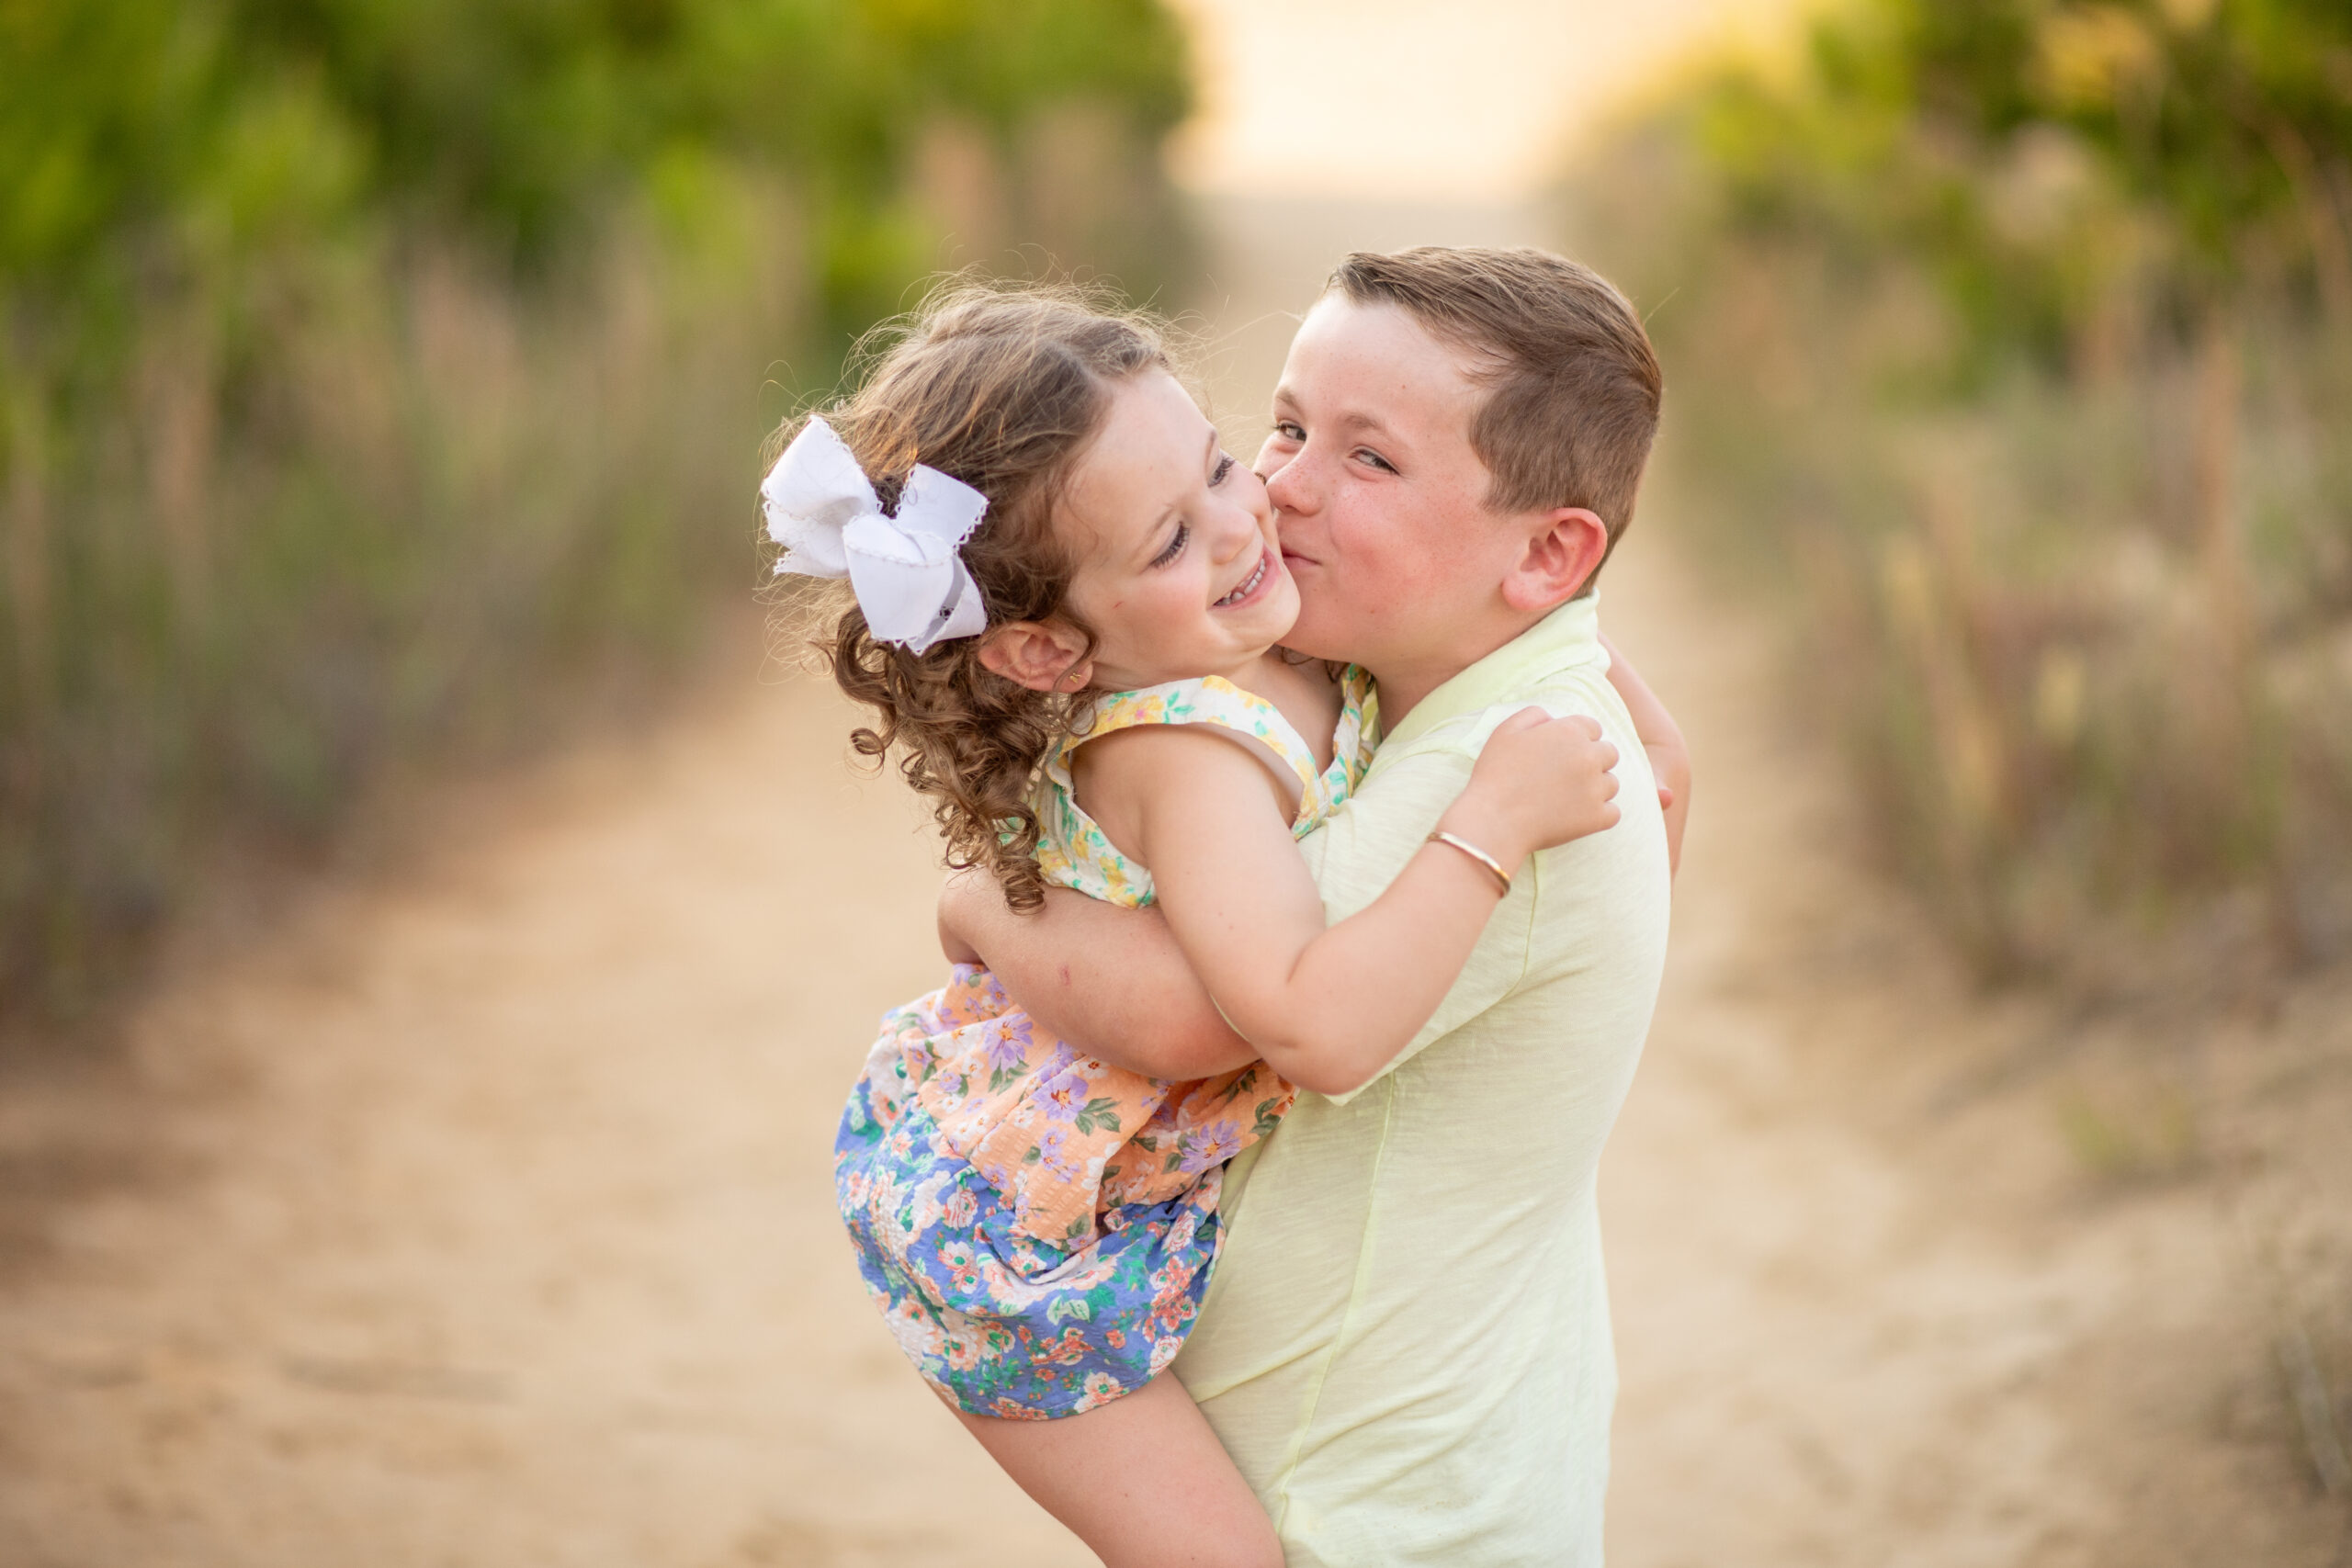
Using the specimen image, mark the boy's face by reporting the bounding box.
[1255,298,1533,683]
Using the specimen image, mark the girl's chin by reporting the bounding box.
[1224,585,1299,648]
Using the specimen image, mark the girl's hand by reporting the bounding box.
[1441,706,1622,873]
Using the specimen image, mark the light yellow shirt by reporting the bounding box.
[1171,594,1671,1567]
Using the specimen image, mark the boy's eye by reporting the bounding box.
[1150,521,1189,568]
[1210,454,1237,486]
[1356,448,1396,474]
[1272,421,1304,442]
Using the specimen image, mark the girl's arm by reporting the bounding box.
[1601,634,1690,878]
[1079,709,1619,1098]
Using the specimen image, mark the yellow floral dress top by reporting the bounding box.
[832,669,1376,1417]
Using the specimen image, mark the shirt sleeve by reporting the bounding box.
[1294,724,1537,1104]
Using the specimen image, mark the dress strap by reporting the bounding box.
[1065,676,1323,824]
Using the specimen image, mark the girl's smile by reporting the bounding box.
[1042,369,1301,692]
[1213,544,1281,610]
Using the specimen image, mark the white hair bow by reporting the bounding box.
[763,417,989,655]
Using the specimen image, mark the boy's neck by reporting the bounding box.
[1365,604,1555,731]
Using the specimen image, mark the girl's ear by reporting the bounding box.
[978,621,1092,694]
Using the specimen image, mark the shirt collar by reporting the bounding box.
[1374,593,1605,757]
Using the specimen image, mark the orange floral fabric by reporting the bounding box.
[899,671,1375,1247]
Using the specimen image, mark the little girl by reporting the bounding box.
[770,287,1624,1566]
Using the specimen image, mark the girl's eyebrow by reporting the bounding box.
[1129,430,1219,568]
[1133,524,1175,569]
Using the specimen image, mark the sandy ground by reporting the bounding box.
[3,200,2348,1567]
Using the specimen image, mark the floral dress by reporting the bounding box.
[832,670,1376,1418]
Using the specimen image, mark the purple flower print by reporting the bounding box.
[952,964,1008,1012]
[982,1024,1030,1078]
[1035,1123,1089,1187]
[1035,1066,1094,1122]
[1176,1119,1244,1175]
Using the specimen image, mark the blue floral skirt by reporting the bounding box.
[833,1032,1222,1419]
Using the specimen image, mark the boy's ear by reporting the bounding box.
[1501,506,1611,614]
[978,620,1093,693]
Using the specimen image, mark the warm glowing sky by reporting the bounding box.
[1168,0,1819,200]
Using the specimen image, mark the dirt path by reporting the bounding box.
[4,201,2346,1568]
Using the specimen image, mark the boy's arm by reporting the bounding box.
[946,706,1614,1093]
[937,871,1259,1079]
[1602,634,1691,878]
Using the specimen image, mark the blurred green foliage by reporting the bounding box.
[1686,0,2352,376]
[1583,0,2352,991]
[0,0,1192,1020]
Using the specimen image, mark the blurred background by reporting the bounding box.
[2,1,2348,1564]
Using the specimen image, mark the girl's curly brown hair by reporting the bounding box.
[771,283,1176,911]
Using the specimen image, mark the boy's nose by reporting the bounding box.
[1265,456,1316,517]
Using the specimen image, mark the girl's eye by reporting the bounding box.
[1210,454,1237,487]
[1150,521,1189,569]
[1273,421,1304,442]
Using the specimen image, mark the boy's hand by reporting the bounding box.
[1442,707,1621,871]
[935,869,1257,1079]
[1600,632,1691,879]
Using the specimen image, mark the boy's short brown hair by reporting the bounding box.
[1328,246,1661,588]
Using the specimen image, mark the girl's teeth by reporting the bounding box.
[1218,556,1265,607]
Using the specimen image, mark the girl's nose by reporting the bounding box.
[1212,490,1261,561]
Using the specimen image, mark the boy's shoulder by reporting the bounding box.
[1379,668,1626,763]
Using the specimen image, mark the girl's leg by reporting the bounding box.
[952,1371,1282,1568]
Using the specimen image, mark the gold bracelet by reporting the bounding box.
[1427,830,1512,897]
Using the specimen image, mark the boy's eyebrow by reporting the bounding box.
[1270,389,1398,443]
[1334,409,1399,441]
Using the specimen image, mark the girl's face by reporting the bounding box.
[1049,369,1298,690]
